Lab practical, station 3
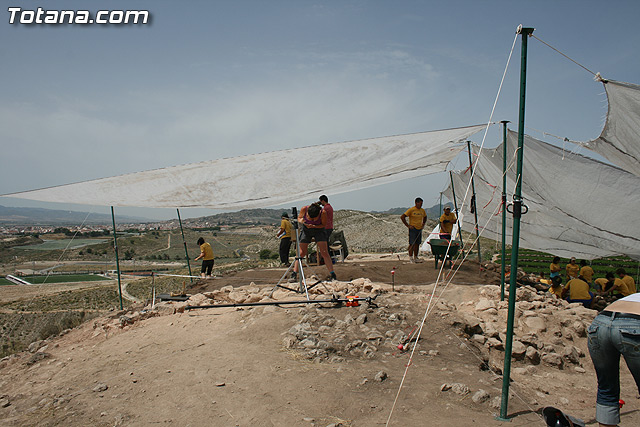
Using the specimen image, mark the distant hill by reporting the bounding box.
[0,205,148,226]
[373,203,454,219]
[0,203,456,227]
[182,208,284,227]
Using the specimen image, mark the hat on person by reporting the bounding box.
[444,206,451,210]
[281,212,289,218]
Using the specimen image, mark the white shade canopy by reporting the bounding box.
[3,125,485,209]
[447,130,640,260]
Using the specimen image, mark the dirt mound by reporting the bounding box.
[1,257,639,426]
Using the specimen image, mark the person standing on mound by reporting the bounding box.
[277,212,293,266]
[401,197,427,263]
[438,206,457,240]
[194,237,214,279]
[319,194,334,240]
[291,202,337,282]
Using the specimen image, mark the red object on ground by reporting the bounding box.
[346,296,359,307]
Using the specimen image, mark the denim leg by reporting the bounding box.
[618,319,640,395]
[588,316,621,425]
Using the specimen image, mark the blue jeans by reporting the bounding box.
[587,312,640,425]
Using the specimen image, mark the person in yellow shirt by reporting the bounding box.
[616,268,636,295]
[561,275,594,308]
[194,237,215,279]
[548,276,563,299]
[438,206,457,240]
[566,257,580,281]
[579,260,594,286]
[550,256,562,281]
[278,213,293,266]
[595,276,613,293]
[401,197,427,263]
[598,272,630,299]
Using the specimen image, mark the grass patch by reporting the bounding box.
[0,285,126,312]
[0,310,102,358]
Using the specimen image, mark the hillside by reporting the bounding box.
[1,259,639,426]
[0,205,146,226]
[0,203,450,228]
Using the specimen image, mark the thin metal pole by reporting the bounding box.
[449,171,465,251]
[111,206,124,310]
[466,140,481,263]
[185,295,377,310]
[498,25,534,422]
[177,209,193,282]
[500,121,510,301]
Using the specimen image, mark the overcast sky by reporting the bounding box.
[1,0,639,220]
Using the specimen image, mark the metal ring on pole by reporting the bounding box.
[505,201,529,217]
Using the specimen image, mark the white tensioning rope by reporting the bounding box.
[385,31,519,426]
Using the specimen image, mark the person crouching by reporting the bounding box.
[291,202,337,282]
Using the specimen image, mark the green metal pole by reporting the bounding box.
[498,26,534,422]
[500,121,510,302]
[466,140,482,263]
[111,206,124,310]
[449,171,466,251]
[177,209,193,282]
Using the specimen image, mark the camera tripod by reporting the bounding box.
[269,207,326,300]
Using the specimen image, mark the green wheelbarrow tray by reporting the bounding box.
[428,239,461,269]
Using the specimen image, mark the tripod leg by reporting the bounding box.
[297,256,310,300]
[269,259,297,297]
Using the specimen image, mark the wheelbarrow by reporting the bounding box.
[428,239,461,269]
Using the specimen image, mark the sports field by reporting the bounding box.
[0,274,110,285]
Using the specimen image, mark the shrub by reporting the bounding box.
[259,249,272,259]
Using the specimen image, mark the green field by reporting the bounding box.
[23,274,111,284]
[0,274,110,285]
